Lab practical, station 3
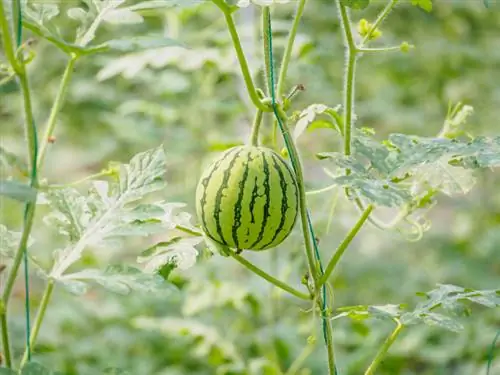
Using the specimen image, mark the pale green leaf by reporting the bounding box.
[47,146,183,278]
[102,8,144,24]
[59,265,174,295]
[0,180,37,203]
[137,236,202,272]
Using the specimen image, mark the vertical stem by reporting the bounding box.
[212,0,269,112]
[262,7,272,96]
[250,108,264,146]
[37,54,78,170]
[336,1,357,157]
[364,320,403,375]
[0,305,12,368]
[0,1,17,72]
[0,2,39,361]
[277,0,307,99]
[19,280,55,369]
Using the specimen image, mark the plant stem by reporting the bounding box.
[19,280,54,368]
[336,1,357,158]
[212,0,270,112]
[360,0,399,46]
[0,304,12,367]
[317,205,373,289]
[230,252,311,300]
[0,12,39,364]
[262,7,272,96]
[357,46,401,53]
[0,1,18,73]
[37,54,78,170]
[277,0,306,99]
[250,108,264,146]
[364,319,403,375]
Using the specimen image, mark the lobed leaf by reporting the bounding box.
[59,265,175,296]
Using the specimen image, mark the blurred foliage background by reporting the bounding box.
[1,0,499,374]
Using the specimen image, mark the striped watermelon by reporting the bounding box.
[196,145,299,251]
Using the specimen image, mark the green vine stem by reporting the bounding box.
[336,1,357,158]
[250,108,264,146]
[211,0,270,112]
[277,0,306,99]
[19,280,55,369]
[316,204,373,289]
[364,319,403,375]
[230,252,311,300]
[262,7,272,96]
[0,1,39,367]
[37,54,78,170]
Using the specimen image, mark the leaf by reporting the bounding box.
[340,0,371,10]
[96,35,183,53]
[318,130,500,208]
[59,265,174,295]
[0,146,28,177]
[237,0,292,7]
[102,369,132,375]
[0,180,37,202]
[137,236,202,273]
[400,284,500,331]
[293,104,340,141]
[102,8,144,24]
[333,304,405,321]
[411,0,432,12]
[46,146,183,278]
[127,0,203,11]
[133,316,241,363]
[0,369,16,374]
[21,362,63,375]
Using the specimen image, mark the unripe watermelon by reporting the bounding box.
[196,145,299,251]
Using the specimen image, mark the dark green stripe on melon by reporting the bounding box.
[196,145,299,251]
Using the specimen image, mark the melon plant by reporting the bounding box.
[196,145,298,251]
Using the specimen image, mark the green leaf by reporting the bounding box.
[237,0,292,7]
[94,35,183,53]
[45,146,189,279]
[0,369,16,374]
[58,265,175,295]
[0,146,28,177]
[340,0,371,10]
[102,369,132,375]
[293,104,341,142]
[128,0,203,11]
[333,304,405,321]
[21,362,63,375]
[0,180,37,203]
[319,130,500,208]
[400,284,500,331]
[411,0,432,12]
[137,236,201,272]
[133,316,241,363]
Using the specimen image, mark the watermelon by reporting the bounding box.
[196,145,299,251]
